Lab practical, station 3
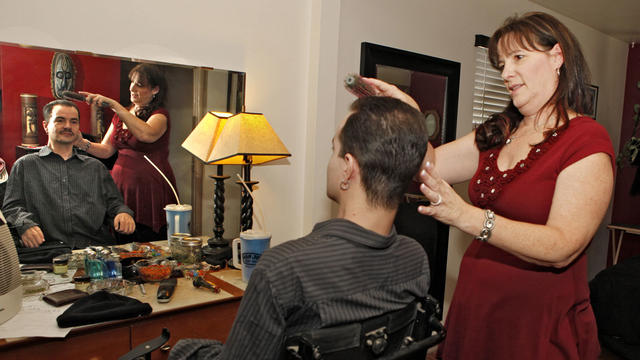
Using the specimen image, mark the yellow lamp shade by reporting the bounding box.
[181,112,232,163]
[183,111,290,165]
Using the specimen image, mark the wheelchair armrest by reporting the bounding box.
[378,328,446,360]
[119,328,170,360]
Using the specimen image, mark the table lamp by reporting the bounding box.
[182,111,290,243]
[182,111,233,249]
[206,112,290,232]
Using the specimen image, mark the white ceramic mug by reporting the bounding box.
[232,230,271,282]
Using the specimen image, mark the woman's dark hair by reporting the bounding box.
[340,96,428,209]
[129,63,168,120]
[476,12,592,151]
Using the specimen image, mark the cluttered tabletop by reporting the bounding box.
[0,240,245,342]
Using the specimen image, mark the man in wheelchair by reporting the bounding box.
[169,96,434,360]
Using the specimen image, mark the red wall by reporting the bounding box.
[0,44,121,169]
[610,44,640,263]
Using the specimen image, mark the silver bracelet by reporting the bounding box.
[475,209,495,242]
[83,140,91,152]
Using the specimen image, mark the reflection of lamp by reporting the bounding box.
[182,111,290,242]
[182,111,233,249]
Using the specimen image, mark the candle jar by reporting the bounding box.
[52,254,69,275]
[74,276,91,292]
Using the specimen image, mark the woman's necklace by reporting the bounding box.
[505,126,534,145]
[505,130,525,144]
[505,126,556,145]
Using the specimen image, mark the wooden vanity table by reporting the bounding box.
[0,269,245,360]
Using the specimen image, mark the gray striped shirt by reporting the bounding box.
[2,146,133,248]
[219,218,430,359]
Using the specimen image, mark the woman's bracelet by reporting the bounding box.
[475,209,495,242]
[82,140,91,152]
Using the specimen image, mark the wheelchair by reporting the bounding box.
[284,295,445,360]
[120,295,445,360]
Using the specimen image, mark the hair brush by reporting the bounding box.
[344,73,376,98]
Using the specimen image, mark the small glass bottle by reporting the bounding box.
[85,252,104,280]
[106,254,122,279]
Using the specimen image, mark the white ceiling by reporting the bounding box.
[530,0,640,44]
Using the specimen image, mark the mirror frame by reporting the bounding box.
[360,42,460,312]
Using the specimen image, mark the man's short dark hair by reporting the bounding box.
[43,99,79,124]
[340,96,428,209]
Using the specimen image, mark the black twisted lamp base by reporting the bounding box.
[208,174,230,247]
[238,180,259,232]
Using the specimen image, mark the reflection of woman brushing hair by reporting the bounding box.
[75,63,177,242]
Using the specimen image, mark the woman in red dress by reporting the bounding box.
[364,12,614,359]
[75,64,177,242]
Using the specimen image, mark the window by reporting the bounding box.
[472,35,511,126]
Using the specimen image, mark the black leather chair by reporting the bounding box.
[284,295,445,360]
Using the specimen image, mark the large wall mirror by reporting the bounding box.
[361,42,460,313]
[0,41,245,238]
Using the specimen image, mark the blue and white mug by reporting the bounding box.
[232,230,271,283]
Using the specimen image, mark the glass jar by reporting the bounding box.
[74,276,91,292]
[52,254,69,275]
[170,233,191,255]
[21,270,49,296]
[172,237,202,265]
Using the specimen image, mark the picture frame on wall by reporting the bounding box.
[585,84,599,119]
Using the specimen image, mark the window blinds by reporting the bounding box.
[472,36,511,126]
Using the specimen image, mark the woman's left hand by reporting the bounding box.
[417,161,469,226]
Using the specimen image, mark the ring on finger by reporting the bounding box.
[431,193,442,206]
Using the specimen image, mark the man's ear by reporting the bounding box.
[343,153,360,181]
[550,43,564,70]
[152,86,160,95]
[42,121,49,134]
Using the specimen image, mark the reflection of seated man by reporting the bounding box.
[1,100,135,249]
[169,96,430,360]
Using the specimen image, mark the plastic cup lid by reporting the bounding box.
[164,204,192,211]
[240,229,271,240]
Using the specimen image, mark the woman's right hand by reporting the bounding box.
[78,91,118,110]
[360,77,421,111]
